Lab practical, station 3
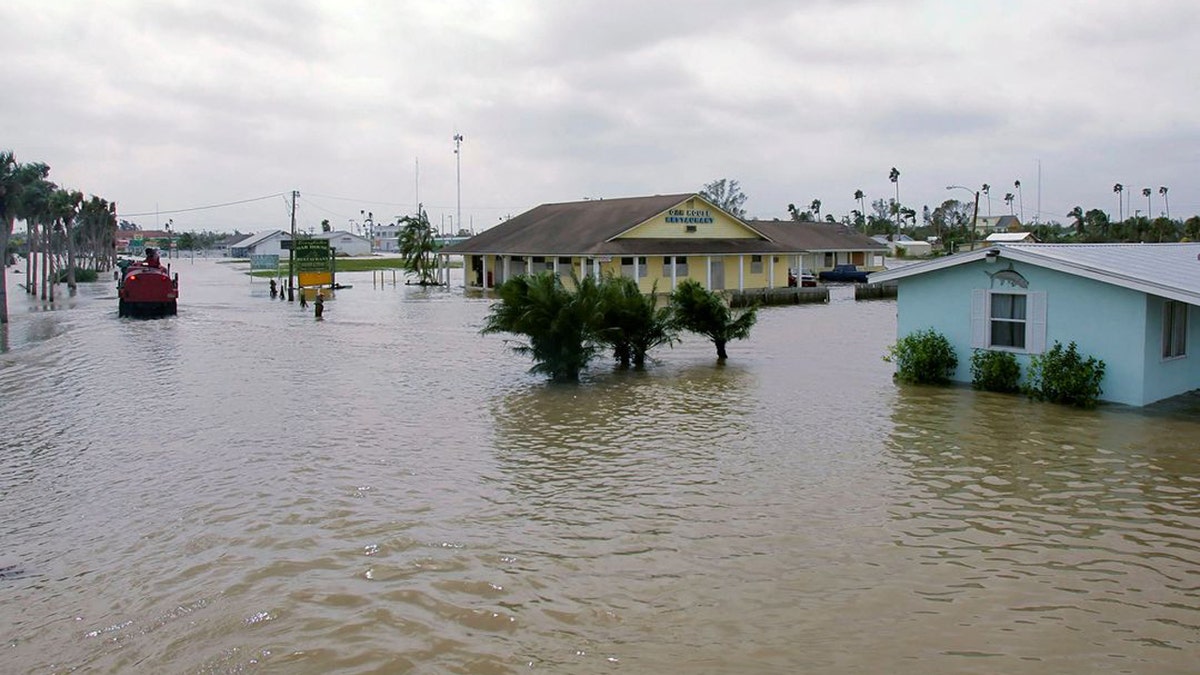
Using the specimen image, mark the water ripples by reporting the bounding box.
[2,262,1199,672]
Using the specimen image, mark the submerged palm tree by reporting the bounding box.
[669,279,757,360]
[481,272,604,381]
[396,205,439,285]
[597,275,675,369]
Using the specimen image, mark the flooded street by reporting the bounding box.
[2,259,1198,673]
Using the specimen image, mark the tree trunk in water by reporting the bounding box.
[0,222,9,324]
[26,221,37,295]
[66,223,77,293]
[715,339,728,360]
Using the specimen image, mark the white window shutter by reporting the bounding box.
[1027,291,1047,353]
[971,289,987,349]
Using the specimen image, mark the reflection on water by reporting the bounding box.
[1,260,1198,673]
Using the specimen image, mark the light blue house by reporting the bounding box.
[871,243,1200,407]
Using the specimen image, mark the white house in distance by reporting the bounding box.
[228,230,372,258]
[986,232,1039,245]
[871,243,1200,407]
[229,230,289,258]
[313,230,371,256]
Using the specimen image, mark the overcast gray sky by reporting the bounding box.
[3,0,1197,234]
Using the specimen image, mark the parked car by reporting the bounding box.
[787,270,818,287]
[818,264,871,283]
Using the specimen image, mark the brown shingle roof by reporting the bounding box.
[439,195,887,256]
[441,193,695,255]
[746,220,888,252]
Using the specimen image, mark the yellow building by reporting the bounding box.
[440,193,887,291]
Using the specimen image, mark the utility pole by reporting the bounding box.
[288,189,297,301]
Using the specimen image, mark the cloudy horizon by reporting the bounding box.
[3,0,1197,235]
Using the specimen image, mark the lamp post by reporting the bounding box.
[453,133,464,240]
[946,185,979,252]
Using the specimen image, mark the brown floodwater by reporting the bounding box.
[1,258,1198,674]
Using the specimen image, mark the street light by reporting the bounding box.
[453,133,464,239]
[946,185,979,252]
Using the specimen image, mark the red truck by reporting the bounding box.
[118,248,178,317]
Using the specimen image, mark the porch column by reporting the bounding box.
[706,256,713,290]
[670,256,677,290]
[738,255,745,291]
[552,257,558,278]
[482,255,490,289]
[768,257,775,289]
[592,258,601,279]
[580,257,586,279]
[633,256,640,290]
[503,255,511,283]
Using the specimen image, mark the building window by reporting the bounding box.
[971,289,1046,354]
[750,255,763,274]
[990,293,1026,349]
[1163,300,1188,359]
[663,256,688,276]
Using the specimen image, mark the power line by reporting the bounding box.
[121,192,286,217]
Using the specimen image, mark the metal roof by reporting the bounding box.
[871,243,1200,305]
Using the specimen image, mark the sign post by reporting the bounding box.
[295,239,333,288]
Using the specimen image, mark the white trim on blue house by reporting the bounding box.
[873,243,1200,307]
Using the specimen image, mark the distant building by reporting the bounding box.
[312,230,371,256]
[986,232,1039,244]
[440,193,887,291]
[229,230,289,258]
[975,215,1022,234]
[872,234,934,257]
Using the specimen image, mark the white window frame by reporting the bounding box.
[1162,300,1188,360]
[972,289,1046,354]
[750,254,763,275]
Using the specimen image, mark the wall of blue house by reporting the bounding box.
[894,258,1155,406]
[1141,295,1200,405]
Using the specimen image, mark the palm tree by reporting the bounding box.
[1014,180,1024,222]
[889,167,900,234]
[1159,186,1170,220]
[77,196,117,272]
[597,275,675,368]
[1004,193,1015,215]
[481,272,604,381]
[1142,187,1152,220]
[981,183,991,217]
[49,188,82,292]
[853,189,866,229]
[668,279,757,360]
[1113,183,1124,223]
[0,152,22,323]
[1067,206,1084,236]
[396,205,439,285]
[810,199,821,221]
[787,203,800,222]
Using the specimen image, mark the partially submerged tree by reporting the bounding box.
[597,275,675,368]
[481,272,604,381]
[397,206,439,285]
[669,279,757,360]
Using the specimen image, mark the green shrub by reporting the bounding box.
[1024,341,1106,408]
[54,267,99,283]
[885,328,958,384]
[970,349,1021,393]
